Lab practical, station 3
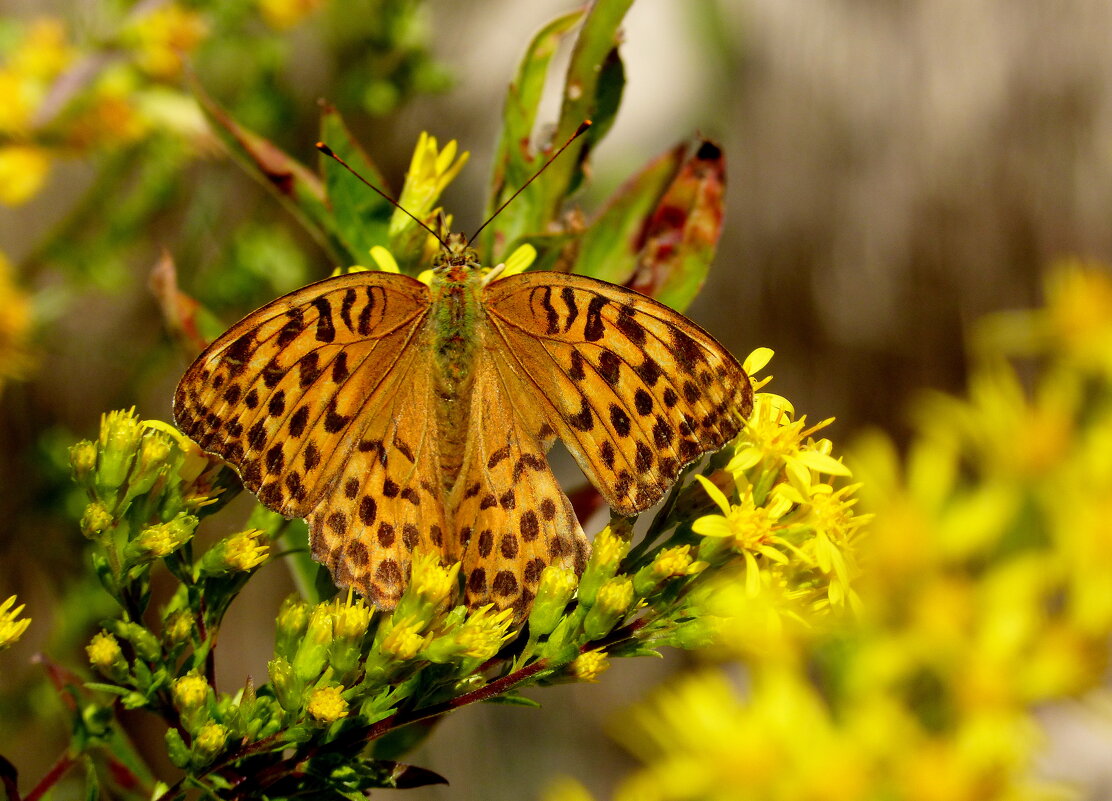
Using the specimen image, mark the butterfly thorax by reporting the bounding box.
[427,237,485,488]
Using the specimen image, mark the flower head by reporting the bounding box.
[0,595,30,651]
[307,684,349,723]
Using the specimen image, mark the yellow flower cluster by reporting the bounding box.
[573,263,1112,801]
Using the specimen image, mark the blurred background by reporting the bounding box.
[3,0,1112,798]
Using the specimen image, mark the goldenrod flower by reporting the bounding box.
[0,595,30,651]
[258,0,326,30]
[529,566,578,636]
[126,4,209,79]
[583,576,634,640]
[426,605,515,663]
[692,476,790,596]
[0,145,51,206]
[307,684,349,723]
[379,618,425,660]
[571,649,610,683]
[86,631,127,681]
[172,673,210,712]
[391,132,469,239]
[394,550,459,624]
[192,722,227,761]
[205,528,269,573]
[126,515,196,562]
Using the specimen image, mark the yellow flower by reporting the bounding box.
[692,475,791,596]
[0,595,30,651]
[86,631,127,681]
[380,617,425,660]
[8,18,75,80]
[571,649,610,682]
[193,722,227,759]
[258,0,326,29]
[307,684,349,723]
[391,132,469,237]
[0,145,51,206]
[221,529,269,572]
[126,4,209,79]
[172,673,210,711]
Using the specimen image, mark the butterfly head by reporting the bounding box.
[433,232,481,278]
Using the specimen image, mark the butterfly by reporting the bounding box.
[174,233,753,619]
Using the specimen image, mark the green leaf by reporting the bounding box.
[193,82,346,264]
[574,141,686,283]
[485,9,585,260]
[625,139,727,311]
[318,103,393,265]
[481,693,542,708]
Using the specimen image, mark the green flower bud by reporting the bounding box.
[393,550,459,624]
[95,408,144,495]
[273,596,310,662]
[632,545,700,597]
[292,603,334,684]
[191,722,227,765]
[583,576,634,641]
[200,528,268,575]
[528,566,578,636]
[165,728,190,769]
[69,439,97,488]
[425,605,513,663]
[162,610,194,647]
[125,434,172,499]
[80,501,114,539]
[328,598,372,677]
[268,656,302,712]
[124,514,196,564]
[578,520,632,607]
[112,620,161,662]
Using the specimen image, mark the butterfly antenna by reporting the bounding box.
[316,142,450,250]
[470,120,592,243]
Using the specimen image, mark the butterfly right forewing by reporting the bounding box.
[483,271,753,516]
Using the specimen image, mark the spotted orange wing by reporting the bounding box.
[482,271,753,515]
[447,351,588,617]
[173,272,448,608]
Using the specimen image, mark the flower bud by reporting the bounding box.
[328,597,372,676]
[80,502,115,539]
[291,603,334,683]
[162,609,194,647]
[86,631,128,682]
[172,673,210,713]
[274,595,310,662]
[191,722,227,765]
[583,576,634,641]
[268,656,302,712]
[570,649,610,682]
[578,520,633,607]
[379,618,424,660]
[200,528,268,574]
[125,514,197,564]
[425,605,513,663]
[112,620,161,662]
[95,408,143,495]
[632,545,701,597]
[528,566,578,636]
[394,550,459,624]
[126,434,172,499]
[69,440,97,487]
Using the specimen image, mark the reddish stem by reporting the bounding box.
[24,752,78,801]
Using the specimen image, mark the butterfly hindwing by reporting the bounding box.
[306,340,449,609]
[449,353,588,618]
[483,271,753,515]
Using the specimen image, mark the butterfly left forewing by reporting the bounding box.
[483,271,753,515]
[448,353,588,620]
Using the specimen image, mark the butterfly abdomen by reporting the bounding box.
[429,272,485,487]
